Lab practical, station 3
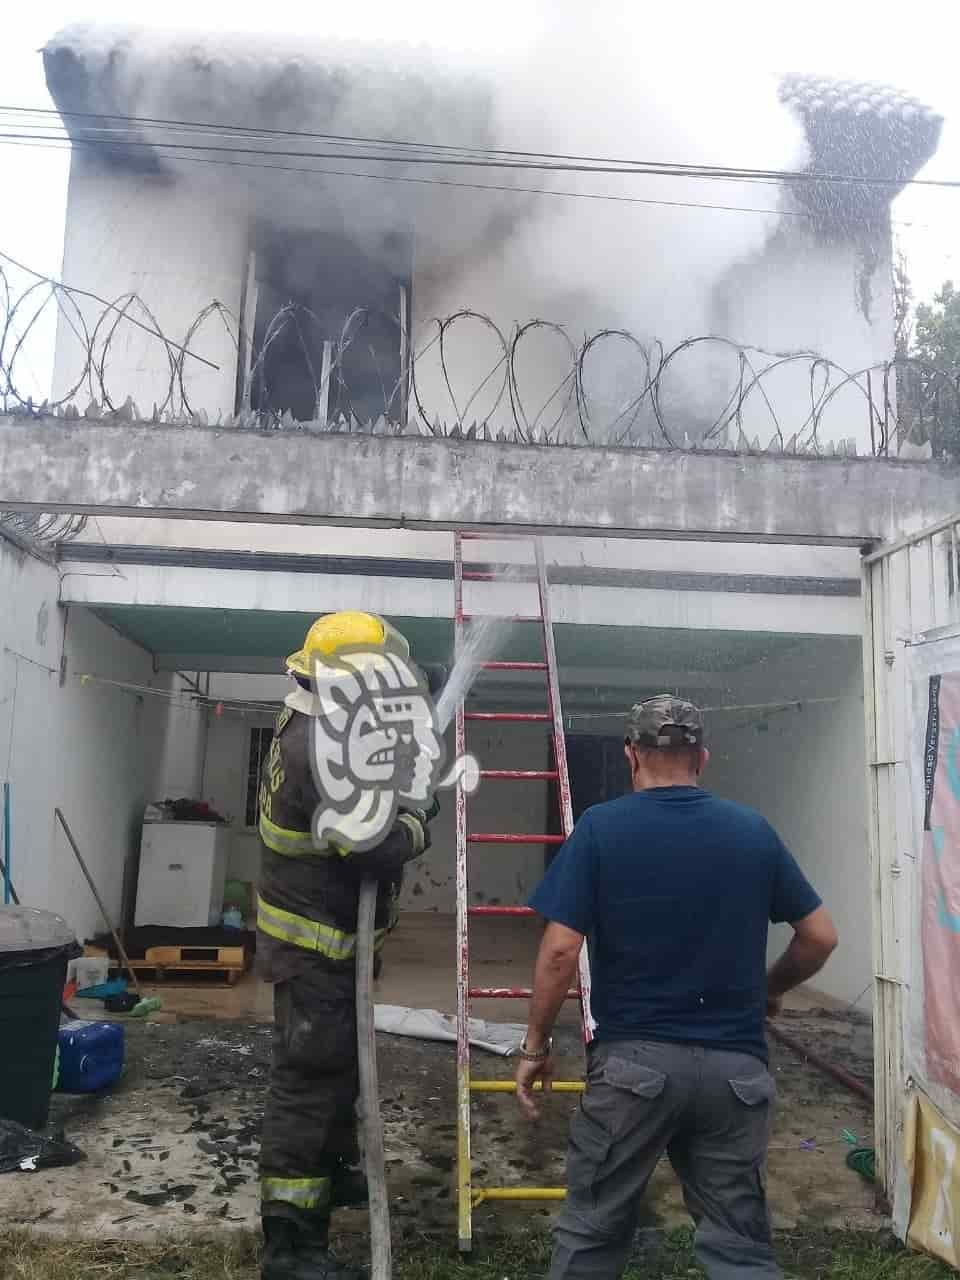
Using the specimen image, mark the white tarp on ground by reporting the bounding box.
[898,635,960,1266]
[374,1005,524,1056]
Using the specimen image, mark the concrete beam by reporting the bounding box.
[62,563,862,635]
[2,416,959,545]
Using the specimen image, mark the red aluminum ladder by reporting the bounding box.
[453,531,593,1252]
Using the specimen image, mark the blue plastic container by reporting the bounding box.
[56,1020,125,1093]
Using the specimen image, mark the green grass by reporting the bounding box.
[0,1227,954,1280]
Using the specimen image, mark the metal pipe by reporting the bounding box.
[356,878,391,1280]
[464,712,551,722]
[467,986,579,999]
[536,537,594,1044]
[766,1020,873,1103]
[480,769,559,780]
[3,781,10,905]
[480,662,547,671]
[473,1187,567,1204]
[453,532,473,1253]
[468,833,564,844]
[470,1080,584,1093]
[468,906,535,917]
[460,614,542,623]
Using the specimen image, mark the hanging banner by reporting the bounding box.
[904,643,960,1266]
[919,672,960,1096]
[904,1092,960,1266]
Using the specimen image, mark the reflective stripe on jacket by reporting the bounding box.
[257,893,391,961]
[256,702,427,980]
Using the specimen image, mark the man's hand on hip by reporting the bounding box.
[515,1052,554,1121]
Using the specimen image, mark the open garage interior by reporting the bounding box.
[2,523,869,1012]
[0,496,899,1244]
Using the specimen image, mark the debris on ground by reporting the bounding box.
[0,1001,881,1240]
[0,1117,85,1174]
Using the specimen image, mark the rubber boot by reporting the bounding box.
[262,1217,363,1280]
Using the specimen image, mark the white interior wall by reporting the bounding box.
[706,644,870,1006]
[156,694,209,799]
[0,536,164,943]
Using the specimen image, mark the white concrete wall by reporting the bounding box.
[0,535,164,943]
[706,642,870,1006]
[412,226,896,455]
[715,228,895,457]
[53,155,246,419]
[51,150,894,454]
[201,702,271,906]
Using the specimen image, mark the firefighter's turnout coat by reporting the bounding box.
[256,690,430,1224]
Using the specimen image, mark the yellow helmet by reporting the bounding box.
[286,611,410,678]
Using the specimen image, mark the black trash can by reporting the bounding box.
[0,907,80,1131]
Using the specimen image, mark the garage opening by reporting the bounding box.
[3,524,877,1234]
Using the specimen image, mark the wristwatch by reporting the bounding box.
[519,1037,553,1061]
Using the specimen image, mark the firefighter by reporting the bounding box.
[257,610,438,1280]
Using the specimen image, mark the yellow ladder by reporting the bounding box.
[453,531,593,1251]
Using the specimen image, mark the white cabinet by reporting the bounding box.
[135,822,229,929]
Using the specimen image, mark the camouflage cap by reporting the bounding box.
[625,695,704,749]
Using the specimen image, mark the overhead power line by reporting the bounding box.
[0,137,803,220]
[0,102,955,190]
[0,125,826,181]
[0,134,942,230]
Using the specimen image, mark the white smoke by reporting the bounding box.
[45,11,806,315]
[44,9,810,433]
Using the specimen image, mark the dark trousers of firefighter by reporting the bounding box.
[260,965,359,1229]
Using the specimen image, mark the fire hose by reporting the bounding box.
[357,878,391,1280]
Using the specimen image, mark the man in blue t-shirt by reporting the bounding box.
[515,696,838,1280]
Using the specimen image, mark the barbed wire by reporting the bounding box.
[1,253,958,462]
[0,510,87,546]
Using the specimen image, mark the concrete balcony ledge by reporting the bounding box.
[1,416,958,546]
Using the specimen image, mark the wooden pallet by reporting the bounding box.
[129,945,247,986]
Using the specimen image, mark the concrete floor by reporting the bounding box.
[1,915,877,1241]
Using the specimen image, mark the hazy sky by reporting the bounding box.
[1,0,958,392]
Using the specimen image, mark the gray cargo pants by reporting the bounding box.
[551,1039,780,1280]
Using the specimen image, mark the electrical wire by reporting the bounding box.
[0,126,820,183]
[2,136,941,233]
[76,671,281,717]
[0,137,806,221]
[564,695,852,720]
[0,102,953,190]
[75,669,854,731]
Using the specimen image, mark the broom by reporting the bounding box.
[54,809,161,1018]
